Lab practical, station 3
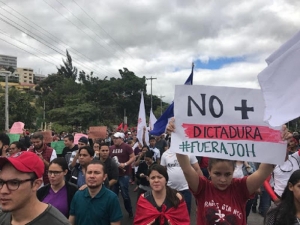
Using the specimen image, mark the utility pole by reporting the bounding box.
[5,72,9,132]
[146,76,157,109]
[43,101,46,130]
[159,95,165,115]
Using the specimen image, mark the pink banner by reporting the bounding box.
[10,122,25,134]
[74,133,88,144]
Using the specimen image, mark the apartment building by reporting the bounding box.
[17,68,34,84]
[0,54,17,69]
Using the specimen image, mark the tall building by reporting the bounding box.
[0,54,17,70]
[17,68,34,84]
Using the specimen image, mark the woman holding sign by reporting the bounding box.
[167,119,290,225]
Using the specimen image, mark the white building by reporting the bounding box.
[17,68,34,84]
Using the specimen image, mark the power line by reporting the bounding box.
[44,0,140,76]
[0,36,57,66]
[0,0,117,77]
[0,29,60,65]
[0,14,106,76]
[71,0,143,75]
[71,0,135,60]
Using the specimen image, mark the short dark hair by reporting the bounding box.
[149,136,156,141]
[87,160,106,174]
[49,157,68,171]
[78,146,94,157]
[0,133,10,146]
[30,132,43,140]
[10,141,24,150]
[100,143,109,148]
[64,134,74,142]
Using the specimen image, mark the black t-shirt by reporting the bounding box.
[0,205,70,225]
[62,145,78,158]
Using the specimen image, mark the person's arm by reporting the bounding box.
[69,216,75,225]
[142,126,147,146]
[191,162,203,176]
[134,153,143,166]
[69,151,79,170]
[124,153,136,166]
[176,153,199,193]
[247,126,291,195]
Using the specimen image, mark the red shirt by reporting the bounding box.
[192,176,250,225]
[110,142,133,176]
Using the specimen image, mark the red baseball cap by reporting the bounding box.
[0,151,44,178]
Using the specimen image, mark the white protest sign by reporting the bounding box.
[170,85,287,164]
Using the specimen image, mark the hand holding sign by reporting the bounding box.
[171,85,287,165]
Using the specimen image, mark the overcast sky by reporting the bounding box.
[0,0,299,103]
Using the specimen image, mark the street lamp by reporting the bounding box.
[0,70,10,131]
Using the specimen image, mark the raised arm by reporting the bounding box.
[246,125,292,194]
[176,153,199,193]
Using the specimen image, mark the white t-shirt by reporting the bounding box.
[149,146,160,162]
[273,150,300,197]
[160,149,198,191]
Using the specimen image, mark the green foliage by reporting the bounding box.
[33,51,167,130]
[0,87,37,131]
[51,123,73,134]
[57,50,78,80]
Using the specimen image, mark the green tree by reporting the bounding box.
[0,87,37,130]
[57,50,78,80]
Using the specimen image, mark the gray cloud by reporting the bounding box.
[0,0,299,104]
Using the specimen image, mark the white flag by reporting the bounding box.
[258,30,300,127]
[149,108,157,131]
[266,30,300,65]
[137,92,148,145]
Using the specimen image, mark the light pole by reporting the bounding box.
[5,71,9,131]
[146,76,157,109]
[0,70,11,132]
[159,95,165,115]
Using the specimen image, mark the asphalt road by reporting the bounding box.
[118,183,265,225]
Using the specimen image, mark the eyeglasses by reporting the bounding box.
[47,171,64,176]
[0,178,34,191]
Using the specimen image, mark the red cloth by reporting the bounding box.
[117,122,123,130]
[134,196,190,225]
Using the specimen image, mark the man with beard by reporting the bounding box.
[28,132,57,185]
[69,161,122,225]
[0,151,69,224]
[0,133,9,157]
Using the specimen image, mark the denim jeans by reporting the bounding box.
[179,189,192,215]
[259,188,271,217]
[112,175,133,214]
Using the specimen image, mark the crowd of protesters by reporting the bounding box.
[0,124,299,224]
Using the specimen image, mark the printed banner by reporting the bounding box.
[74,133,88,144]
[170,85,287,164]
[10,122,25,134]
[7,134,20,143]
[42,130,52,144]
[51,141,65,154]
